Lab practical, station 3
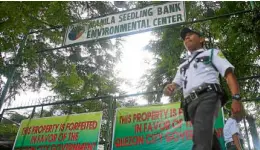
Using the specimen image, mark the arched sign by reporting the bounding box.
[63,2,185,46]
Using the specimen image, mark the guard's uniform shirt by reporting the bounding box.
[223,118,242,144]
[173,48,234,98]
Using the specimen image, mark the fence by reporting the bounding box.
[0,91,161,150]
[0,87,259,150]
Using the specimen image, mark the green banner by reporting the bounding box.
[13,112,103,150]
[112,102,225,150]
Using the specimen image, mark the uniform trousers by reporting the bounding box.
[187,91,222,150]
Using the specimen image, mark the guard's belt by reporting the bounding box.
[184,83,223,105]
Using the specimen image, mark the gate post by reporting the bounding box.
[105,96,114,150]
[40,105,44,117]
[109,97,117,150]
[0,109,5,123]
[243,118,251,150]
[30,106,36,119]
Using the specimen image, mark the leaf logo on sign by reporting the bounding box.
[68,25,85,41]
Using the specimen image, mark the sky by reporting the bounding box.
[114,32,155,105]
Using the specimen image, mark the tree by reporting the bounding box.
[210,2,260,149]
[0,1,125,105]
[0,112,24,141]
[8,112,27,123]
[142,1,260,148]
[140,1,204,103]
[0,3,127,149]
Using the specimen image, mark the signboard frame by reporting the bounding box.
[111,102,225,150]
[12,112,103,150]
[63,2,186,47]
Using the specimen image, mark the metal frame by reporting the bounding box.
[0,74,259,149]
[1,75,259,118]
[0,2,259,149]
[0,1,258,113]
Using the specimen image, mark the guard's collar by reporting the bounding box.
[187,48,205,56]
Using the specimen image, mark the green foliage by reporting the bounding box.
[0,1,123,103]
[140,1,200,103]
[142,1,260,105]
[0,123,19,140]
[0,2,125,146]
[9,112,27,123]
[0,112,23,141]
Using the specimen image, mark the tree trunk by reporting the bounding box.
[246,115,260,150]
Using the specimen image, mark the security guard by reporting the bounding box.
[164,27,243,150]
[224,106,245,150]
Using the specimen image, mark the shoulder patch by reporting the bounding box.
[217,51,226,58]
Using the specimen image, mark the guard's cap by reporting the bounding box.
[180,27,202,40]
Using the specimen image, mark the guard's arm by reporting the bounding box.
[164,68,182,96]
[225,68,241,113]
[225,68,240,95]
[232,133,243,150]
[212,49,239,96]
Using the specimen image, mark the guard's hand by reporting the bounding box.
[231,100,242,113]
[163,83,175,96]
